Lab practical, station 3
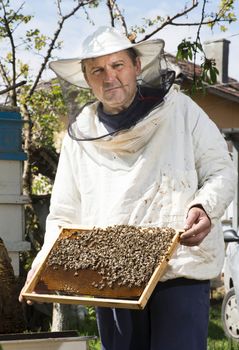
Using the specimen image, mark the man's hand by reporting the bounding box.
[180,206,211,246]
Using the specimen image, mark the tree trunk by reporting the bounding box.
[21,104,32,196]
[0,238,26,333]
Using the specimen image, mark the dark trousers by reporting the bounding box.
[96,278,210,350]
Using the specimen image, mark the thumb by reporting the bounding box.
[184,208,199,230]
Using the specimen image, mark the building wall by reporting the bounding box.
[181,84,239,129]
[193,93,239,129]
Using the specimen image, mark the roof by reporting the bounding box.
[166,53,239,103]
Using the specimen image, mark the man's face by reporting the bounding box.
[83,50,141,114]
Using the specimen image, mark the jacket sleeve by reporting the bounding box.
[32,133,81,268]
[186,97,237,221]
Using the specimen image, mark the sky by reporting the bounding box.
[3,0,239,81]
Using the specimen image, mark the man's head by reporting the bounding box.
[49,26,165,91]
[82,48,141,114]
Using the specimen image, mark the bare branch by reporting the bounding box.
[137,1,199,42]
[61,0,95,21]
[4,1,30,37]
[171,0,236,27]
[0,80,26,95]
[6,1,25,26]
[56,0,63,17]
[1,1,17,105]
[168,18,233,26]
[106,0,128,37]
[0,60,11,85]
[106,0,115,27]
[192,0,207,85]
[136,0,235,41]
[27,0,96,99]
[195,0,206,47]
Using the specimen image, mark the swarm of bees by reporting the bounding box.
[47,225,176,290]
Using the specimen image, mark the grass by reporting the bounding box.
[208,299,239,350]
[89,338,101,350]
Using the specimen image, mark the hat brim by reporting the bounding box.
[49,39,165,89]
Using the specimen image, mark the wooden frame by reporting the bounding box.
[22,226,181,310]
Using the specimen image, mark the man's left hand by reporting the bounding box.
[180,206,211,246]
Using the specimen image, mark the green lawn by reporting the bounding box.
[208,300,239,350]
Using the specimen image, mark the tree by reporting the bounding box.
[0,0,99,333]
[0,0,99,193]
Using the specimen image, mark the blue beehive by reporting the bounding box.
[0,108,27,160]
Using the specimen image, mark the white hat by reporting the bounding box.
[49,26,165,88]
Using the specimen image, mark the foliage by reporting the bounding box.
[20,82,67,149]
[60,80,95,122]
[177,40,202,62]
[32,173,53,195]
[89,338,101,350]
[209,0,237,32]
[20,204,43,272]
[176,38,219,93]
[78,307,99,337]
[0,0,99,196]
[77,306,100,350]
[131,15,165,35]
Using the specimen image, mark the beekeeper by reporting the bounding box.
[20,26,236,350]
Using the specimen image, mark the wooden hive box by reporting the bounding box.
[22,225,181,309]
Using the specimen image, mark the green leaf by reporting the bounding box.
[209,67,218,84]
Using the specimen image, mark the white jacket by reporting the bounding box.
[33,86,236,281]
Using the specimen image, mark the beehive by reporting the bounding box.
[22,225,181,309]
[0,106,30,276]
